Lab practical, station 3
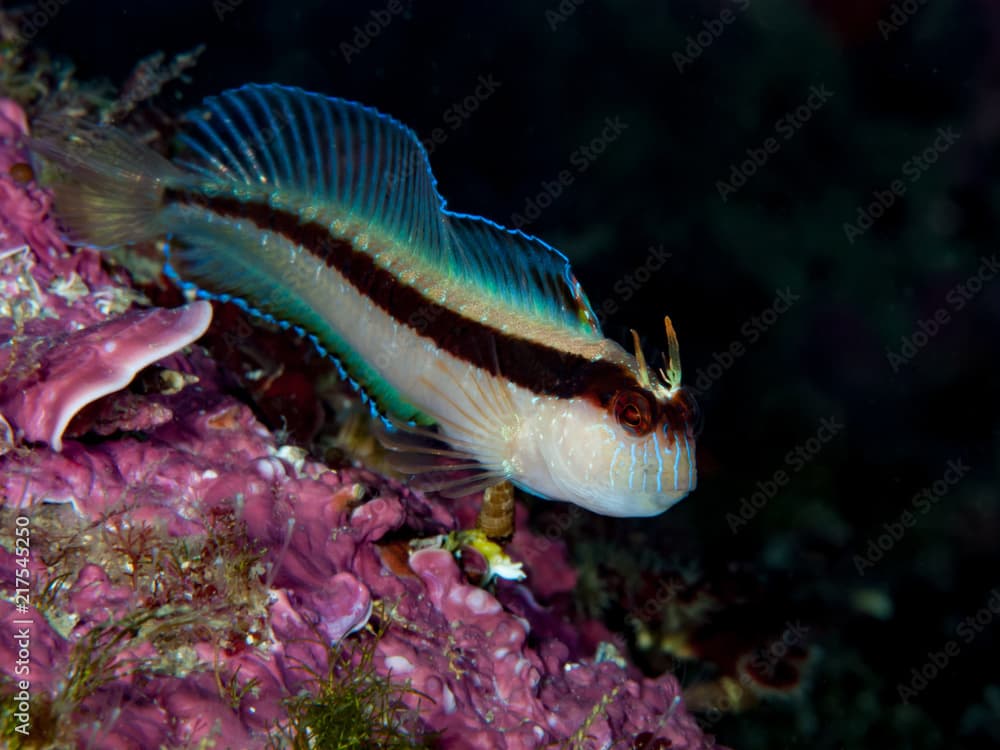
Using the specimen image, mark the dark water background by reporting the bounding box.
[15,0,1000,747]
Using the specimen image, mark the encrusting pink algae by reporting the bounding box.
[0,99,721,749]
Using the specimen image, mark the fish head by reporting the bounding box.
[523,318,700,517]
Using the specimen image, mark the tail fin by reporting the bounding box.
[28,121,191,248]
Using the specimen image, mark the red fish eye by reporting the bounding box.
[612,389,654,436]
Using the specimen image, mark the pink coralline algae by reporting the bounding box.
[0,99,721,749]
[0,300,212,451]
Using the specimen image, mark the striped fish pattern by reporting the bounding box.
[31,84,698,517]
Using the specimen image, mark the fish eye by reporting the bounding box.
[612,388,654,436]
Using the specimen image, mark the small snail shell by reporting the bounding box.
[476,481,515,542]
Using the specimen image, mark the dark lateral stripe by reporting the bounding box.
[163,188,633,404]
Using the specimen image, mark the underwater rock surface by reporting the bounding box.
[0,100,718,749]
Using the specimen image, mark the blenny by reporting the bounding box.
[31,84,698,517]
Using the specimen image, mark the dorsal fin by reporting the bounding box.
[443,213,602,337]
[173,84,601,337]
[174,83,449,255]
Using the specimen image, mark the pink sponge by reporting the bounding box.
[0,300,212,451]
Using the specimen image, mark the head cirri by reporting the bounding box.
[515,317,699,517]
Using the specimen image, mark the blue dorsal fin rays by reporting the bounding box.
[175,84,449,255]
[443,213,602,336]
[173,84,603,337]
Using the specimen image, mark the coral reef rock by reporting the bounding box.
[0,99,720,749]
